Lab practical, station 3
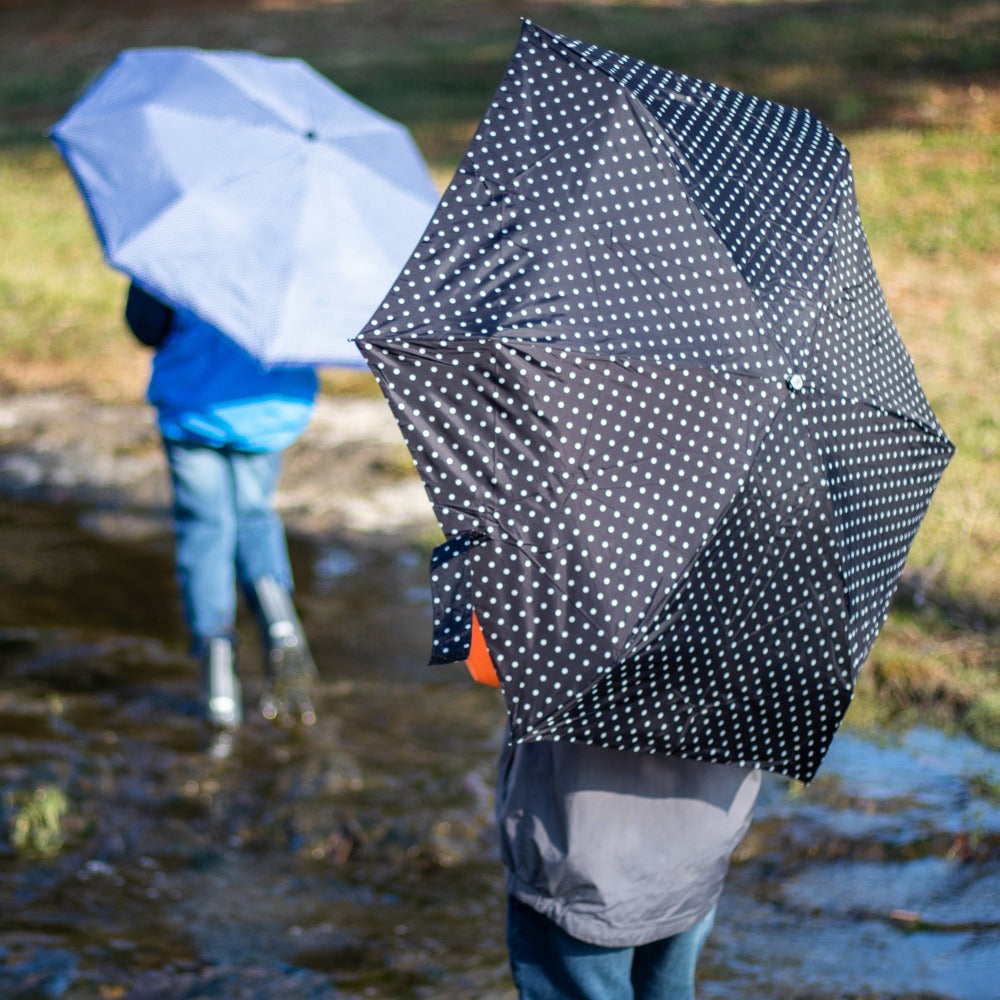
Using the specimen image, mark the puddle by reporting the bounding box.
[1,496,997,998]
[705,729,1000,1000]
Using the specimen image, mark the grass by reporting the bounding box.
[847,125,1000,619]
[0,148,144,398]
[4,784,70,857]
[1,0,997,742]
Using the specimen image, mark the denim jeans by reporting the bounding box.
[507,895,716,1000]
[163,440,294,643]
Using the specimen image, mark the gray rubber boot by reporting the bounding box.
[200,635,242,729]
[251,577,317,726]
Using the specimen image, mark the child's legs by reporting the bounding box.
[164,439,238,643]
[507,895,716,1000]
[631,905,715,1000]
[229,448,294,593]
[506,896,634,1000]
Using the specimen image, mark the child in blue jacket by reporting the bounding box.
[126,282,319,729]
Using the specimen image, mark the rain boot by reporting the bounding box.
[200,635,242,729]
[251,577,317,725]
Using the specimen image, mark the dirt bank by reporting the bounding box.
[0,390,437,546]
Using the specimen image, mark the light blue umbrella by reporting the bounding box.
[50,48,440,367]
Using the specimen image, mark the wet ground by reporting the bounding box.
[2,494,999,999]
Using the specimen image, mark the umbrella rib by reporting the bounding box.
[115,135,303,256]
[608,99,780,353]
[607,235,747,347]
[731,579,851,695]
[831,388,954,446]
[612,390,789,665]
[481,524,624,682]
[613,87,836,366]
[465,105,622,193]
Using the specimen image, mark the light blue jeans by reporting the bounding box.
[163,440,294,645]
[507,895,716,1000]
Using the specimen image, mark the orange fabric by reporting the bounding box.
[466,611,501,687]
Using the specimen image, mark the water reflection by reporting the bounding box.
[708,729,1000,1000]
[1,497,998,999]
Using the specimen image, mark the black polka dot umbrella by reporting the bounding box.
[356,21,954,782]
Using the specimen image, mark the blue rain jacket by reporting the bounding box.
[147,308,318,453]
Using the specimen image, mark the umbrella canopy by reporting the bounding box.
[51,47,439,367]
[356,22,954,782]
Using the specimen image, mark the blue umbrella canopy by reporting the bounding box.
[356,22,954,782]
[51,47,439,367]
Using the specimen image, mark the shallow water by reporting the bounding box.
[1,496,998,999]
[706,725,1000,1000]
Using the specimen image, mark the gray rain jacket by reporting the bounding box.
[497,736,761,947]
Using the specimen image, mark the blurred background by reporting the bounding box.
[1,2,998,998]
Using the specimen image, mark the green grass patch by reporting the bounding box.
[4,784,70,857]
[853,128,1000,257]
[844,127,1000,615]
[0,148,125,358]
[849,602,1000,746]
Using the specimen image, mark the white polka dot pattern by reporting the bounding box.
[356,22,954,781]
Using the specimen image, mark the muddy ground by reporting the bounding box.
[2,390,999,1000]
